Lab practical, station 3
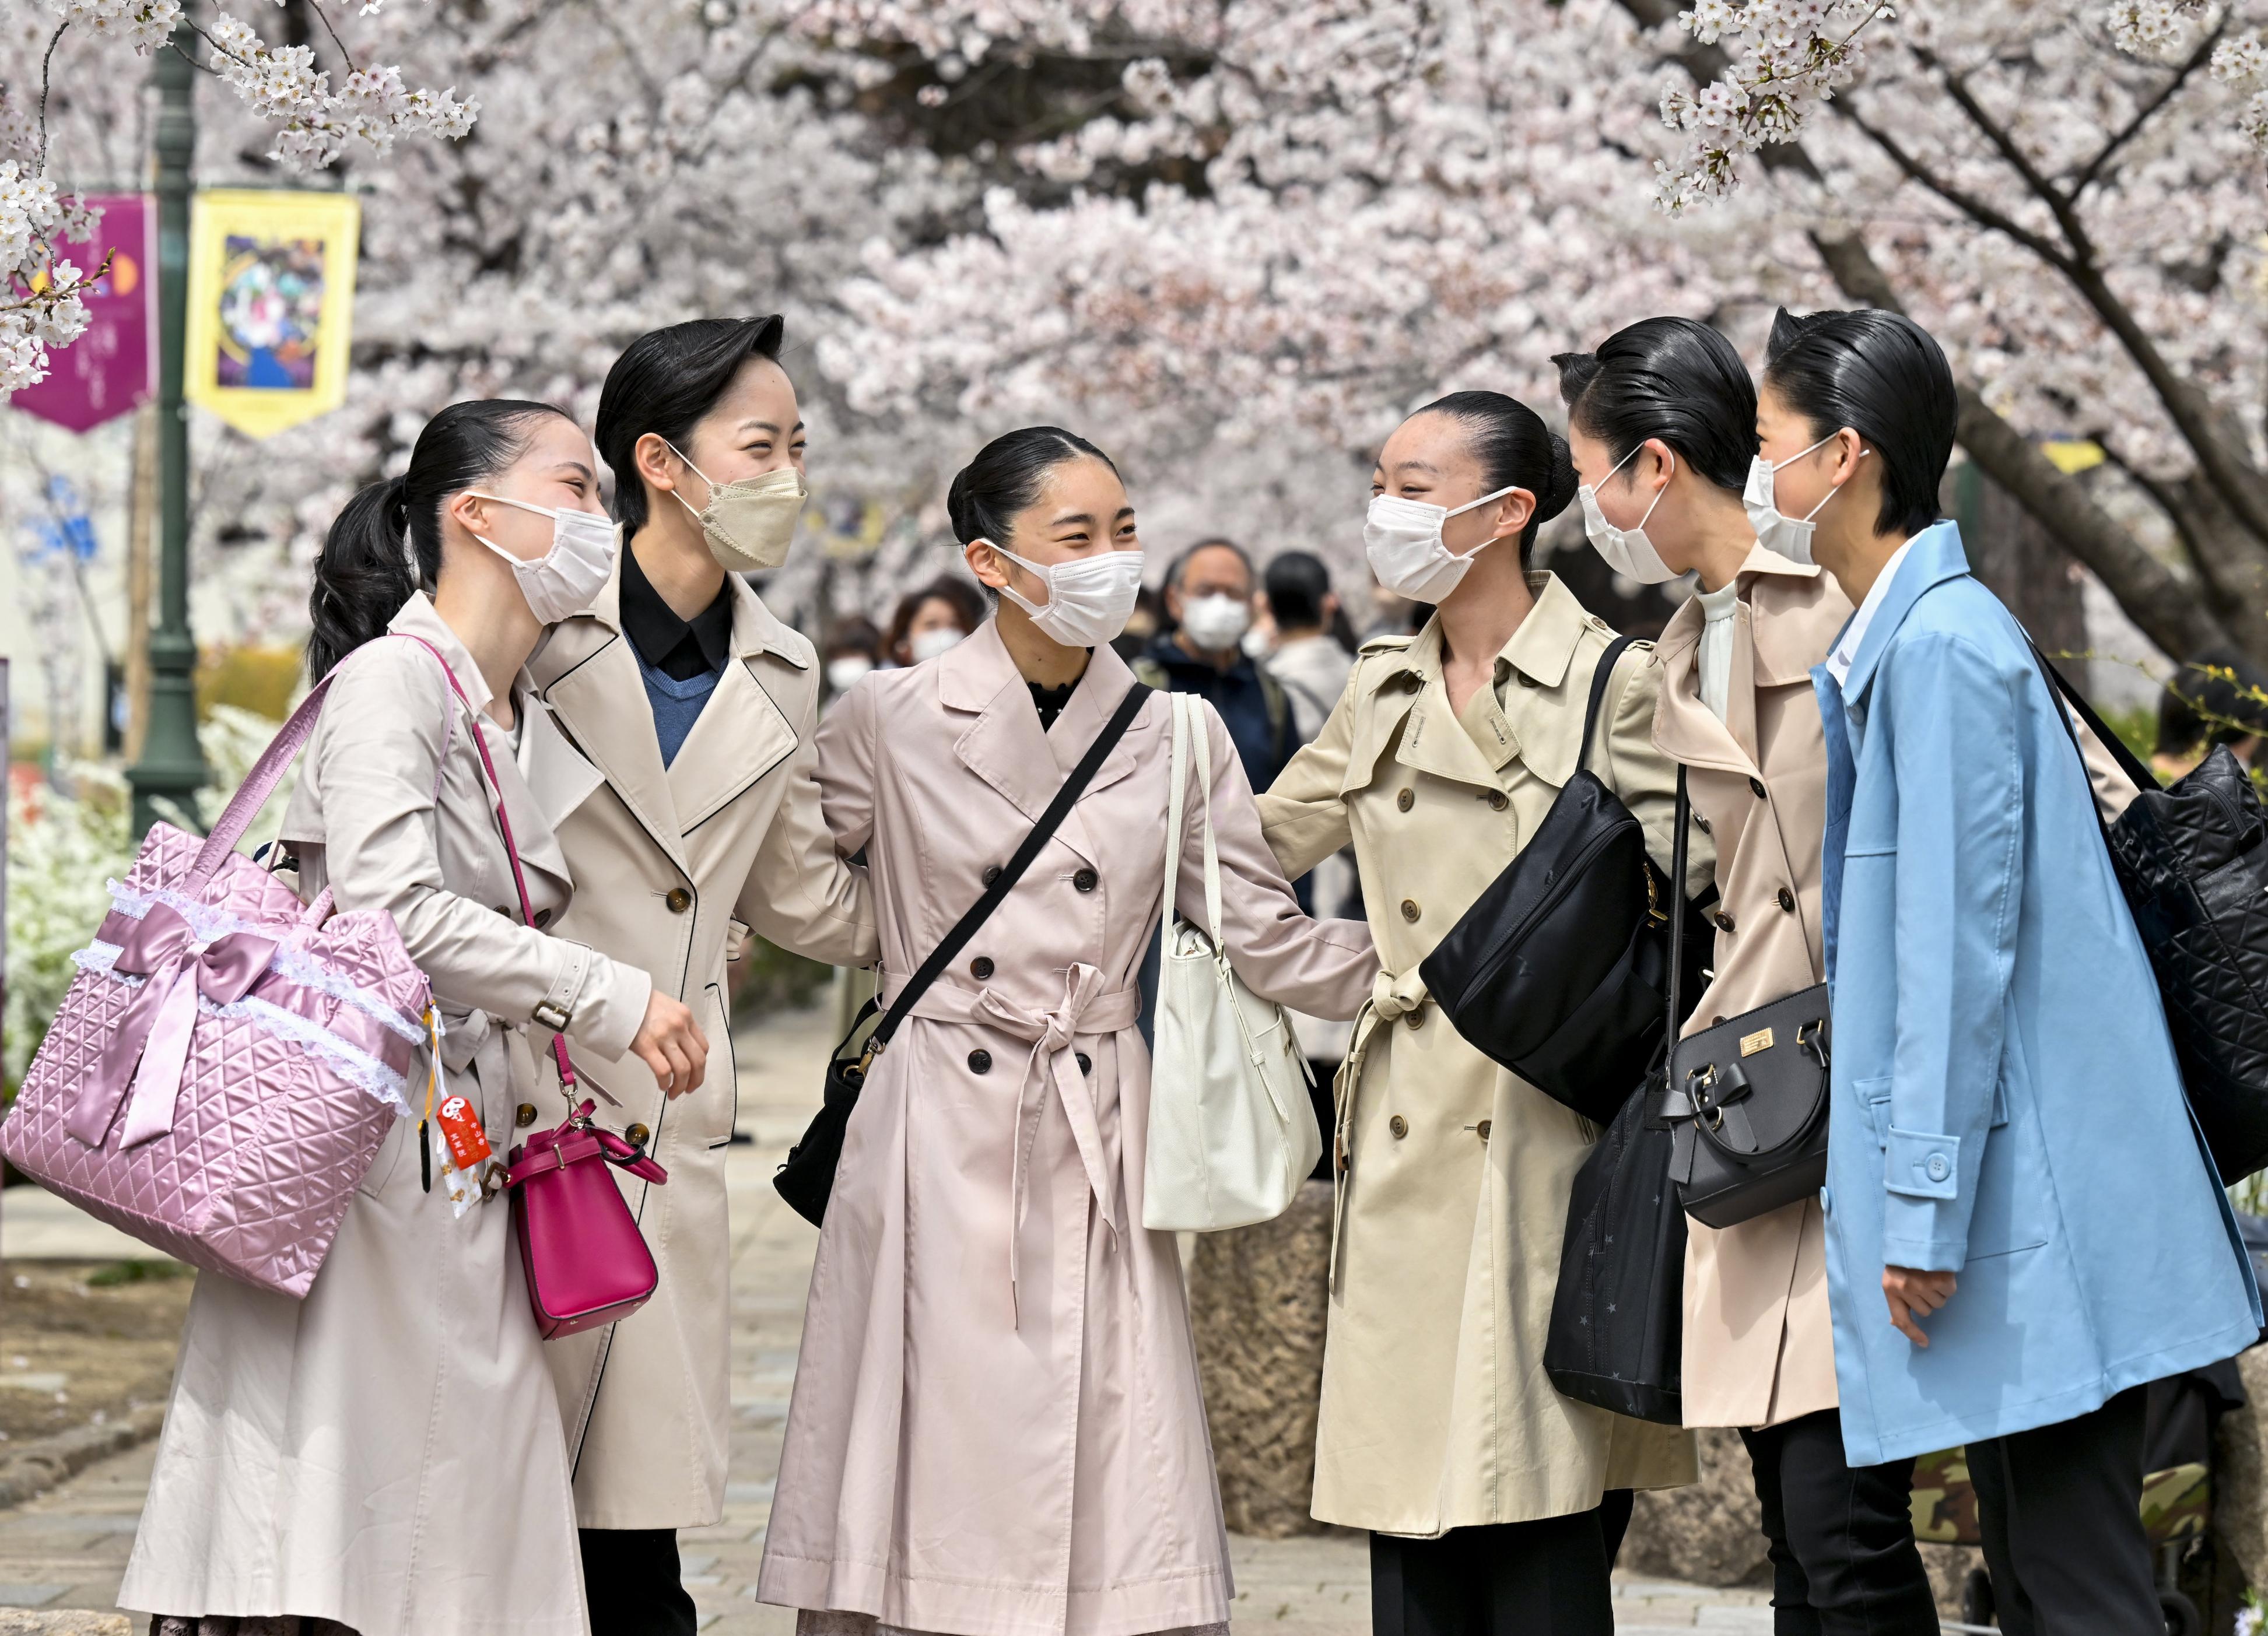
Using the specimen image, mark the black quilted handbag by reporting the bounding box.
[2033,648,2268,1182]
[1422,636,1712,1124]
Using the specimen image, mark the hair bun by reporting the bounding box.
[1538,431,1580,522]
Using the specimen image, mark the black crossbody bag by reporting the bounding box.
[773,683,1153,1227]
[1652,768,1833,1230]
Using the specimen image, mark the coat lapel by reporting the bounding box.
[1490,573,1601,790]
[536,563,688,875]
[1044,642,1145,870]
[945,620,1063,826]
[1838,522,1971,706]
[665,579,804,833]
[1649,592,1760,780]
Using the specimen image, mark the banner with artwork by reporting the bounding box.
[183,189,360,439]
[9,194,156,433]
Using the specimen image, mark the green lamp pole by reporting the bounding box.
[128,17,209,837]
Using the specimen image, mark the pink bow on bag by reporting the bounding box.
[69,904,279,1150]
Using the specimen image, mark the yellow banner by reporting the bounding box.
[184,189,359,439]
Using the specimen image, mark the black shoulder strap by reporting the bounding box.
[1577,633,1640,777]
[863,682,1154,1058]
[1667,763,1689,1038]
[2027,638,2161,796]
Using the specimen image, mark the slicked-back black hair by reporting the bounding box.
[596,315,786,535]
[1761,306,1957,538]
[1554,317,1757,494]
[1412,391,1579,568]
[945,426,1118,546]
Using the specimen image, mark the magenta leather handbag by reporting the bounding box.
[406,637,672,1337]
[0,661,433,1298]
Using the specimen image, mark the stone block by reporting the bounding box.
[0,1615,131,1635]
[1186,1180,1334,1539]
[1621,1427,1767,1587]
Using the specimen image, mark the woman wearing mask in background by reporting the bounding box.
[120,402,703,1636]
[886,573,987,666]
[1257,391,1700,1636]
[525,315,875,1633]
[823,616,887,698]
[757,426,1377,1636]
[1559,320,1936,1635]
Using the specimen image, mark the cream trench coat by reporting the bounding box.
[755,623,1376,1636]
[119,596,652,1636]
[1257,573,1703,1536]
[1652,549,1850,1431]
[524,556,876,1530]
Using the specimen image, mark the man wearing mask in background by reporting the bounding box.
[525,314,877,1633]
[1135,538,1297,792]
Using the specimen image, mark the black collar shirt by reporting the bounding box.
[620,539,734,682]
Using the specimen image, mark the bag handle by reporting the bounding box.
[385,633,587,1097]
[1159,694,1229,949]
[186,669,340,882]
[860,680,1154,1070]
[1576,634,1641,779]
[1667,764,1689,1044]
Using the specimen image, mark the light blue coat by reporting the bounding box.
[1814,521,2260,1468]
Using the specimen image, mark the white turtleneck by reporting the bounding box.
[1696,578,1741,723]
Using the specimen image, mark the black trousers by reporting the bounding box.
[1967,1386,2162,1636]
[1369,1492,1633,1636]
[1738,1409,1937,1636]
[580,1527,698,1636]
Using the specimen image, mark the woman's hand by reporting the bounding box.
[630,992,709,1098]
[1883,1265,1958,1346]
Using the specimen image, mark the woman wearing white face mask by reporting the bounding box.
[758,426,1376,1636]
[1561,322,1937,1636]
[1255,392,1699,1636]
[124,402,697,1636]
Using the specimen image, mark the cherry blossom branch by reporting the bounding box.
[2068,17,2224,197]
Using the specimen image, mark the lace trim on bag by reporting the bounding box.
[71,943,413,1115]
[102,880,424,1045]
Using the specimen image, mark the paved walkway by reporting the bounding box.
[0,1005,1773,1633]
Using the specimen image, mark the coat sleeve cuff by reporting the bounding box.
[1885,1126,1962,1199]
[559,946,651,1064]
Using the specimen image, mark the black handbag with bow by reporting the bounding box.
[1421,635,1712,1123]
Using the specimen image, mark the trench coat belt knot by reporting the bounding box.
[890,964,1143,1325]
[1328,965,1431,1293]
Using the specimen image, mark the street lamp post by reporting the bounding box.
[127,18,208,838]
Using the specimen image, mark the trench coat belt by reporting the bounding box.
[886,963,1142,1325]
[1328,964,1431,1294]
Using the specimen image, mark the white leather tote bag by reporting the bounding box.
[1142,693,1322,1232]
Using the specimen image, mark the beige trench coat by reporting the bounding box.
[755,623,1375,1636]
[524,557,875,1530]
[1653,550,1850,1431]
[1257,573,1702,1536]
[120,596,651,1636]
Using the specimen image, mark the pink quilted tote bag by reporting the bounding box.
[0,656,433,1298]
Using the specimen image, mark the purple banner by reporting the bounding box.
[11,195,156,433]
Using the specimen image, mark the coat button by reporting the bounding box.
[1403,673,1424,693]
[1714,910,1737,933]
[1073,868,1098,892]
[968,1049,993,1074]
[1397,788,1415,812]
[1694,813,1712,835]
[1389,1114,1409,1138]
[665,887,692,914]
[1077,1052,1093,1075]
[1405,1009,1424,1030]
[1516,671,1541,688]
[1926,1153,1950,1182]
[532,908,553,929]
[626,1122,651,1149]
[494,904,513,917]
[1488,791,1509,811]
[1401,898,1421,923]
[1777,887,1797,913]
[1477,1119,1492,1140]
[1749,777,1768,800]
[970,956,995,980]
[983,865,1002,886]
[515,1103,538,1128]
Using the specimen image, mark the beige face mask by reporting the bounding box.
[665,440,807,573]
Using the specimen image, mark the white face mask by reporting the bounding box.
[1179,592,1253,654]
[1579,444,1678,585]
[464,493,617,624]
[826,655,874,692]
[1744,434,1867,566]
[909,626,966,663]
[983,541,1145,648]
[1364,485,1515,604]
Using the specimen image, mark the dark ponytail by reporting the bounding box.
[1414,391,1578,567]
[307,398,573,680]
[1761,306,1957,538]
[945,426,1118,546]
[1554,317,1758,493]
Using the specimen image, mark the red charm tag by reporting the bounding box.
[434,1093,493,1173]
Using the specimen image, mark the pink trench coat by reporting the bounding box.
[756,623,1377,1636]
